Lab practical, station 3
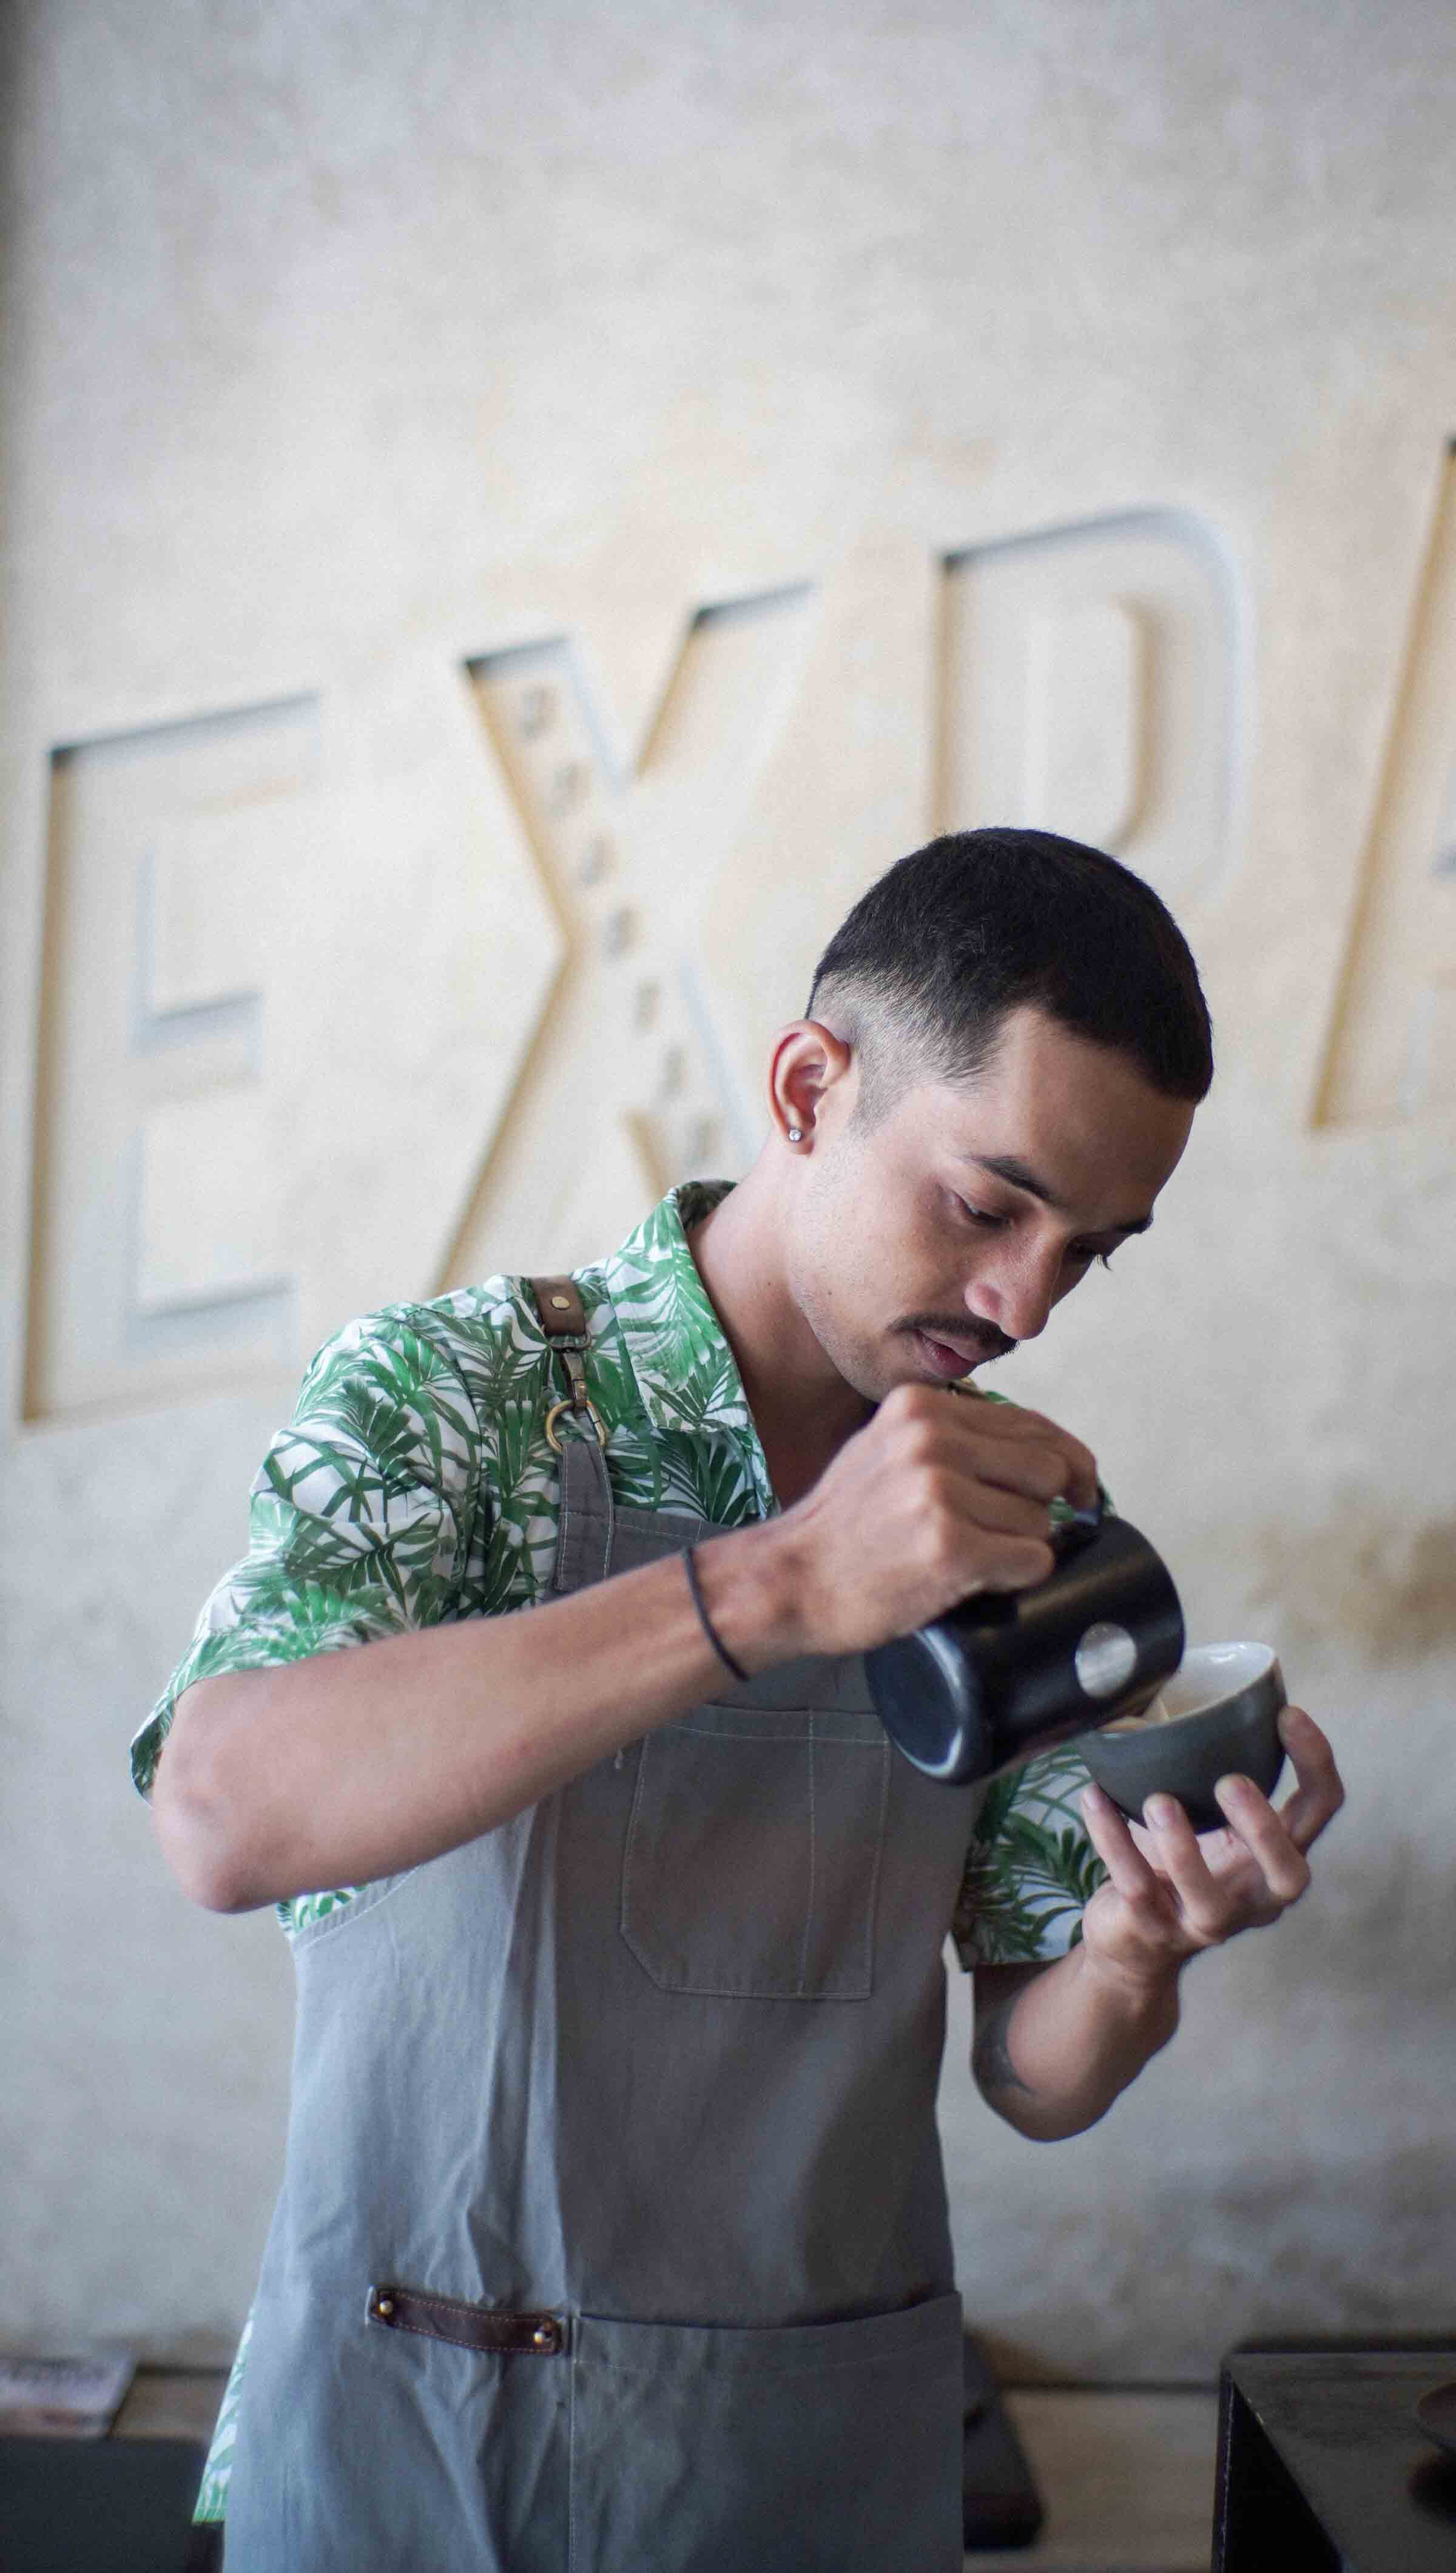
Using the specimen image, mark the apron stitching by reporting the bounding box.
[366,2282,550,2324]
[554,1442,575,1593]
[798,1714,818,1997]
[620,1740,652,1950]
[861,1741,893,1990]
[661,1714,881,1742]
[372,2313,485,2347]
[567,2328,577,2573]
[600,1445,616,1581]
[574,2290,964,2373]
[619,1711,885,2001]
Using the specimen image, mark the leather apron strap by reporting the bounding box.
[527,1276,615,1592]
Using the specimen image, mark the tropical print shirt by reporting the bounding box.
[133,1178,1104,2521]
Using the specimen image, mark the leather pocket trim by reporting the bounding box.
[366,2284,566,2355]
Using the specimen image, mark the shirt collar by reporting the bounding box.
[600,1182,775,1513]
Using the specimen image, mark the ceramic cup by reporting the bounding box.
[1077,1640,1287,1834]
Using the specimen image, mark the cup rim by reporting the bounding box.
[1105,1640,1282,1732]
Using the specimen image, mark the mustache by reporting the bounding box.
[902,1316,1017,1365]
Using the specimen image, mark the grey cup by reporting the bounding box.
[1077,1641,1287,1833]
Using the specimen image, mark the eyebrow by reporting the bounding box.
[963,1152,1154,1237]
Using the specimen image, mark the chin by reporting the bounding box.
[868,1341,945,1401]
[810,1327,892,1407]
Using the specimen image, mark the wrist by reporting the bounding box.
[689,1517,809,1676]
[1076,1934,1184,2034]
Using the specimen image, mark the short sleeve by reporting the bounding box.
[951,1740,1107,1968]
[130,1308,484,1796]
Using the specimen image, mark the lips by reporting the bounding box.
[915,1328,1001,1378]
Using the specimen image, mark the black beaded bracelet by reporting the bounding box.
[683,1544,749,1684]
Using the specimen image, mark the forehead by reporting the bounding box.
[910,1009,1196,1219]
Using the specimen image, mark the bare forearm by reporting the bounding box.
[152,1523,796,1913]
[151,1384,1105,1918]
[971,1948,1181,2141]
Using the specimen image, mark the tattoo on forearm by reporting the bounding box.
[972,1995,1036,2098]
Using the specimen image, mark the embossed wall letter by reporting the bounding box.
[1316,447,1456,1128]
[25,700,316,1420]
[25,672,562,1418]
[449,588,812,1282]
[938,508,1241,916]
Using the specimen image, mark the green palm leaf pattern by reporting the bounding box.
[190,2308,251,2524]
[952,1739,1108,1962]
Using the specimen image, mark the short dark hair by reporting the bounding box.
[807,827,1213,1107]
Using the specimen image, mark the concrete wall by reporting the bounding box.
[3,0,1454,2378]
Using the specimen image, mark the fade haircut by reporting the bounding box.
[806,827,1213,1118]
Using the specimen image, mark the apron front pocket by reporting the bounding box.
[620,1702,891,2000]
[568,2291,965,2573]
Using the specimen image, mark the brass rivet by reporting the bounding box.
[550,1296,571,1310]
[532,2323,555,2350]
[377,2297,394,2318]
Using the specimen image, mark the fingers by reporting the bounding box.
[956,1540,1060,1597]
[954,1396,1099,1512]
[918,1500,1056,1597]
[831,1385,1097,1642]
[1209,1774,1311,1908]
[935,1473,1062,1544]
[1198,1707,1340,1913]
[892,1382,1097,1512]
[875,1387,1091,1600]
[1080,1708,1342,1961]
[1264,1706,1345,1854]
[1079,1782,1178,1919]
[1136,1793,1259,1940]
[1090,1780,1295,1948]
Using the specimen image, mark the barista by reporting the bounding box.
[138,828,1343,2571]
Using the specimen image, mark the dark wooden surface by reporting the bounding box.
[1216,2347,1456,2573]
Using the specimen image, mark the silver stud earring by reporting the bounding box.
[786,1126,804,1143]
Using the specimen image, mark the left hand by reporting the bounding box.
[1076,1704,1343,1990]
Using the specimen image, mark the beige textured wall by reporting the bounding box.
[3,0,1454,2377]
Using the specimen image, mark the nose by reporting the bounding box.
[965,1242,1060,1344]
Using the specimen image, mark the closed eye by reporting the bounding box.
[953,1196,1011,1231]
[952,1190,1125,1270]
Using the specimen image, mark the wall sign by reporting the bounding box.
[22,483,1447,1426]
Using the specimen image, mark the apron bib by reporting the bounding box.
[224,1342,982,2570]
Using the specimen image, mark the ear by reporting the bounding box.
[767,1019,854,1148]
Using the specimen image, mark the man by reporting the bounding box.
[138,827,1341,2570]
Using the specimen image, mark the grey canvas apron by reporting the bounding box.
[223,1288,986,2570]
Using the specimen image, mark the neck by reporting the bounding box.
[686,1158,872,1506]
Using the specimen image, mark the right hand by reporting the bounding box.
[763,1384,1098,1661]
